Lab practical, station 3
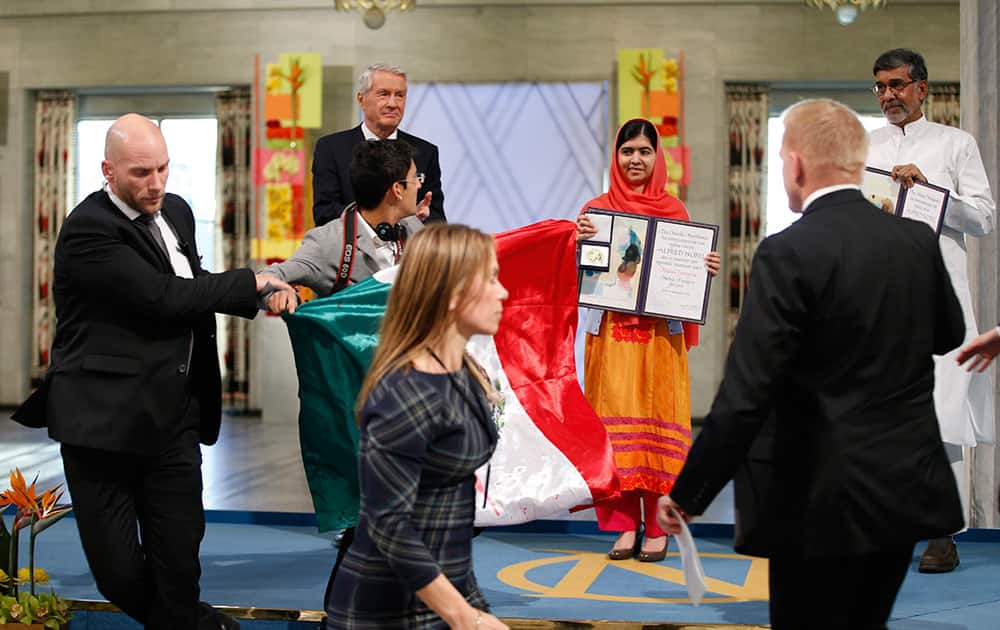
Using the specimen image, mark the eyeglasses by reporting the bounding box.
[871,80,916,96]
[397,172,425,186]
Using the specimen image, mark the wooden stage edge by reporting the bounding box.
[68,599,769,629]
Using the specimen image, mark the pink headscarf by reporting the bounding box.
[579,118,699,349]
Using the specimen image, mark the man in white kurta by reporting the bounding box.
[867,48,996,573]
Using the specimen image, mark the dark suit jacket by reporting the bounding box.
[18,190,259,454]
[671,189,966,559]
[311,125,445,226]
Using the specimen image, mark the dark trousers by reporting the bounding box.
[61,429,211,629]
[768,545,914,630]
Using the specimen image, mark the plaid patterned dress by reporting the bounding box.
[325,366,498,629]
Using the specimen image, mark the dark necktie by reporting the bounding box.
[135,212,194,373]
[136,213,169,259]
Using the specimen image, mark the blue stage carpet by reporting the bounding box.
[25,517,1000,628]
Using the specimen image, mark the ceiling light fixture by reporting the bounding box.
[334,0,415,30]
[805,0,887,26]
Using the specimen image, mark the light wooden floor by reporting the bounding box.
[0,409,315,513]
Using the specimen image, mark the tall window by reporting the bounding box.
[75,117,219,269]
[764,113,885,236]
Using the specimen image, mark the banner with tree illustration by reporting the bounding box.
[256,53,322,262]
[617,48,689,198]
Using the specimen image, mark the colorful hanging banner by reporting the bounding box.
[258,53,322,258]
[618,48,688,197]
[264,53,322,129]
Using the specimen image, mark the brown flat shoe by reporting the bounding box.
[608,531,640,561]
[637,536,669,562]
[918,537,959,573]
[608,546,636,560]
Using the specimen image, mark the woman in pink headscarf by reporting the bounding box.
[577,118,720,561]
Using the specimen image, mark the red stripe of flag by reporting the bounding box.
[492,219,620,507]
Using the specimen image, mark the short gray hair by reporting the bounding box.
[358,63,407,95]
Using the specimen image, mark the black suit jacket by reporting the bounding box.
[311,124,445,226]
[671,189,966,559]
[16,191,259,454]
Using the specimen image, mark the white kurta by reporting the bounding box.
[868,116,996,447]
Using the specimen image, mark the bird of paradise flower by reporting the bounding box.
[0,469,73,598]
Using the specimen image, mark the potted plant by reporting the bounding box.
[0,469,73,629]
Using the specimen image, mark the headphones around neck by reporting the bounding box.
[374,221,407,243]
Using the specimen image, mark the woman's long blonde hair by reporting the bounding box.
[356,224,496,420]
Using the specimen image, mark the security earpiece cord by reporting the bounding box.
[427,349,492,508]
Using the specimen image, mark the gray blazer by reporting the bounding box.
[262,210,424,298]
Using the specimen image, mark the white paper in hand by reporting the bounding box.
[671,507,707,606]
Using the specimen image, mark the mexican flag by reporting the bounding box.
[285,219,619,531]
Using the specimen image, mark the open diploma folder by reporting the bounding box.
[862,166,950,234]
[577,208,718,324]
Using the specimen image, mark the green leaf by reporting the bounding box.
[45,617,61,629]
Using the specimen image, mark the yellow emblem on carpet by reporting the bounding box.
[497,549,769,604]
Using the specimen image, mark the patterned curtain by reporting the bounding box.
[216,88,254,410]
[925,83,960,128]
[31,91,75,383]
[726,84,769,340]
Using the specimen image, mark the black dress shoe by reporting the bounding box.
[198,602,241,630]
[918,537,959,573]
[216,612,241,630]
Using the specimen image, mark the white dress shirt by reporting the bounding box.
[868,116,996,446]
[357,214,400,270]
[361,123,398,141]
[801,184,861,213]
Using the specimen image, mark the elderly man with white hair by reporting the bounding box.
[312,63,445,226]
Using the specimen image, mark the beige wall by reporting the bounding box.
[0,2,960,412]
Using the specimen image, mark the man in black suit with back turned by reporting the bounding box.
[312,63,445,226]
[657,99,965,629]
[14,114,296,629]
